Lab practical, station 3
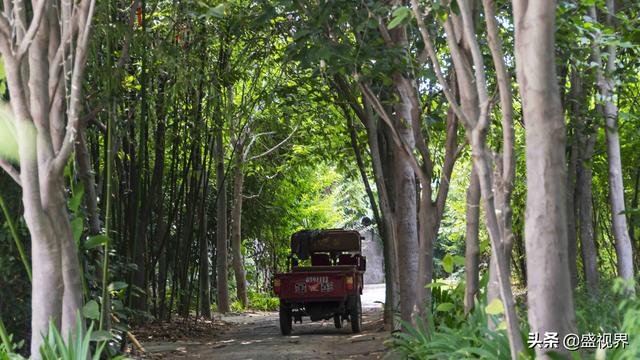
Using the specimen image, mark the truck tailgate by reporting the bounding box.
[275,270,354,300]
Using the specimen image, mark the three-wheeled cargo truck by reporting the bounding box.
[273,229,366,335]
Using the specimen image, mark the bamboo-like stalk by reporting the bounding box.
[99,104,113,332]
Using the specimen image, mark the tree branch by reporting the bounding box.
[409,0,471,127]
[435,107,458,218]
[52,0,96,174]
[359,82,428,186]
[0,15,10,40]
[0,159,21,186]
[249,126,298,161]
[16,0,47,63]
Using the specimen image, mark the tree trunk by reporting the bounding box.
[464,167,480,314]
[577,156,599,295]
[566,122,579,289]
[198,165,212,318]
[75,132,101,235]
[231,143,249,308]
[591,1,635,291]
[445,14,483,315]
[389,75,419,322]
[0,0,96,352]
[604,100,635,286]
[46,188,84,339]
[571,72,599,296]
[17,122,64,356]
[513,0,577,356]
[631,168,639,267]
[215,121,230,313]
[364,103,399,328]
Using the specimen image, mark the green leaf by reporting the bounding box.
[388,7,410,30]
[0,104,18,163]
[90,330,112,342]
[480,238,490,253]
[442,254,454,273]
[425,281,447,288]
[84,234,109,250]
[108,281,128,291]
[435,302,455,312]
[83,300,100,320]
[452,255,465,266]
[69,183,85,213]
[208,4,224,18]
[485,298,504,315]
[71,217,84,245]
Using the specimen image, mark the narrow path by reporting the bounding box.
[144,284,390,359]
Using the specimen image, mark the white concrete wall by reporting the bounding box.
[361,229,385,284]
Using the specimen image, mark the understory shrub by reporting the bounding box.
[389,298,533,360]
[248,291,279,311]
[0,314,129,360]
[390,278,640,359]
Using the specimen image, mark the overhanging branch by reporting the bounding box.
[0,159,21,186]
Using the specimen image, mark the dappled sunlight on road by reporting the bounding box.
[142,284,390,359]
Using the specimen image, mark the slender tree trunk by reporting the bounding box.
[631,168,639,267]
[444,15,484,314]
[487,158,512,310]
[571,72,599,296]
[198,180,212,318]
[346,108,382,233]
[604,103,634,285]
[591,2,635,291]
[513,0,577,356]
[464,167,480,314]
[566,123,579,289]
[364,105,399,328]
[577,157,599,295]
[76,132,101,234]
[215,121,230,313]
[231,143,249,308]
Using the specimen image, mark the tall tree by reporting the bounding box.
[512,0,576,356]
[0,0,96,355]
[412,0,524,356]
[591,2,635,293]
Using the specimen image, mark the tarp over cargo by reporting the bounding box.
[290,229,362,260]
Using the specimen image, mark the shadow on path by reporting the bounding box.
[142,284,391,359]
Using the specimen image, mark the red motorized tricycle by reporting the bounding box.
[273,229,366,335]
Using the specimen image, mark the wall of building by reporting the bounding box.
[360,229,385,284]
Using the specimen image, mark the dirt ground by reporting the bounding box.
[139,284,392,360]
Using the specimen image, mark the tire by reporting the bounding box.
[334,314,342,329]
[350,295,362,333]
[279,302,292,335]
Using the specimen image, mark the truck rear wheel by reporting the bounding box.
[350,295,362,333]
[279,302,292,335]
[334,314,342,329]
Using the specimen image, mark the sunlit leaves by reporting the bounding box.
[84,235,110,250]
[436,302,455,312]
[442,254,465,274]
[0,104,18,162]
[387,6,410,30]
[485,299,504,316]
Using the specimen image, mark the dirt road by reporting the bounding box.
[143,284,391,359]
